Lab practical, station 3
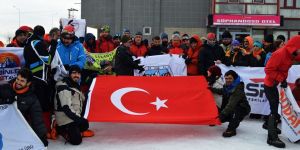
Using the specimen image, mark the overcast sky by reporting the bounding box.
[0,0,81,44]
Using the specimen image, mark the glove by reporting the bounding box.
[280,80,288,88]
[137,65,145,74]
[134,59,141,65]
[185,58,192,65]
[218,114,227,123]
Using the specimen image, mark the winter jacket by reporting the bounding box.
[186,35,202,75]
[54,78,85,126]
[210,77,224,108]
[130,43,148,57]
[146,45,164,56]
[13,83,48,145]
[249,49,266,67]
[115,45,140,76]
[198,43,226,76]
[83,33,97,53]
[226,48,250,67]
[212,82,250,117]
[220,44,232,54]
[6,38,25,47]
[56,39,86,69]
[168,42,184,55]
[23,34,50,81]
[96,36,115,53]
[264,35,300,87]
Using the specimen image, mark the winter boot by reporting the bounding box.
[267,115,285,148]
[222,129,236,137]
[262,120,281,134]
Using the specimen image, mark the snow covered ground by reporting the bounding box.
[48,119,299,150]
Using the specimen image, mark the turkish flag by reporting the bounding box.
[84,76,220,125]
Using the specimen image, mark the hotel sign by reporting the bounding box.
[213,15,281,26]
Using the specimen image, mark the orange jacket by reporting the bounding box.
[264,35,300,87]
[130,43,148,57]
[187,35,202,75]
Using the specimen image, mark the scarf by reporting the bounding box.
[13,82,29,94]
[224,76,241,95]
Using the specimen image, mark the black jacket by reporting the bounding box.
[226,50,250,67]
[248,51,266,67]
[16,85,47,139]
[198,43,227,76]
[146,45,164,56]
[115,45,139,76]
[212,82,251,117]
[23,34,49,80]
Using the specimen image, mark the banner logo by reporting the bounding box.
[0,53,21,81]
[143,66,172,76]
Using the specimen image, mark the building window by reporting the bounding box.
[297,0,300,7]
[253,0,264,3]
[214,0,278,14]
[143,27,151,36]
[286,0,294,7]
[228,0,239,3]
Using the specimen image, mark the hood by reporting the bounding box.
[284,35,300,55]
[245,36,254,49]
[85,33,96,43]
[190,35,202,50]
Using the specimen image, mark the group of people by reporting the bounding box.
[0,24,300,149]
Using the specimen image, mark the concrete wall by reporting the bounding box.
[81,0,210,39]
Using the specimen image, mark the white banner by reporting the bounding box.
[279,87,300,142]
[0,47,24,81]
[60,18,86,38]
[134,54,187,76]
[0,103,45,150]
[218,64,300,115]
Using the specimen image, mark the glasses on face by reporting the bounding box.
[244,41,249,43]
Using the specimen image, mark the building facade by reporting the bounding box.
[81,0,211,39]
[82,0,300,41]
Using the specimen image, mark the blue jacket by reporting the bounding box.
[57,40,86,69]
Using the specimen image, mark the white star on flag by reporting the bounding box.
[150,97,168,111]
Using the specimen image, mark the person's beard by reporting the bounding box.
[162,41,168,47]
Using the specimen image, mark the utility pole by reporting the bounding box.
[68,8,78,19]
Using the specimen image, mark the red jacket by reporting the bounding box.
[96,37,115,53]
[264,36,300,87]
[187,35,202,75]
[130,43,148,57]
[168,41,184,55]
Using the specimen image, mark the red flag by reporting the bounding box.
[85,76,220,125]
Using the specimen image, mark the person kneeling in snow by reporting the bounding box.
[211,70,250,137]
[54,65,94,145]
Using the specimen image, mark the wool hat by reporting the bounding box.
[264,34,274,43]
[253,41,263,48]
[160,32,168,40]
[232,40,240,46]
[207,33,216,39]
[222,30,232,39]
